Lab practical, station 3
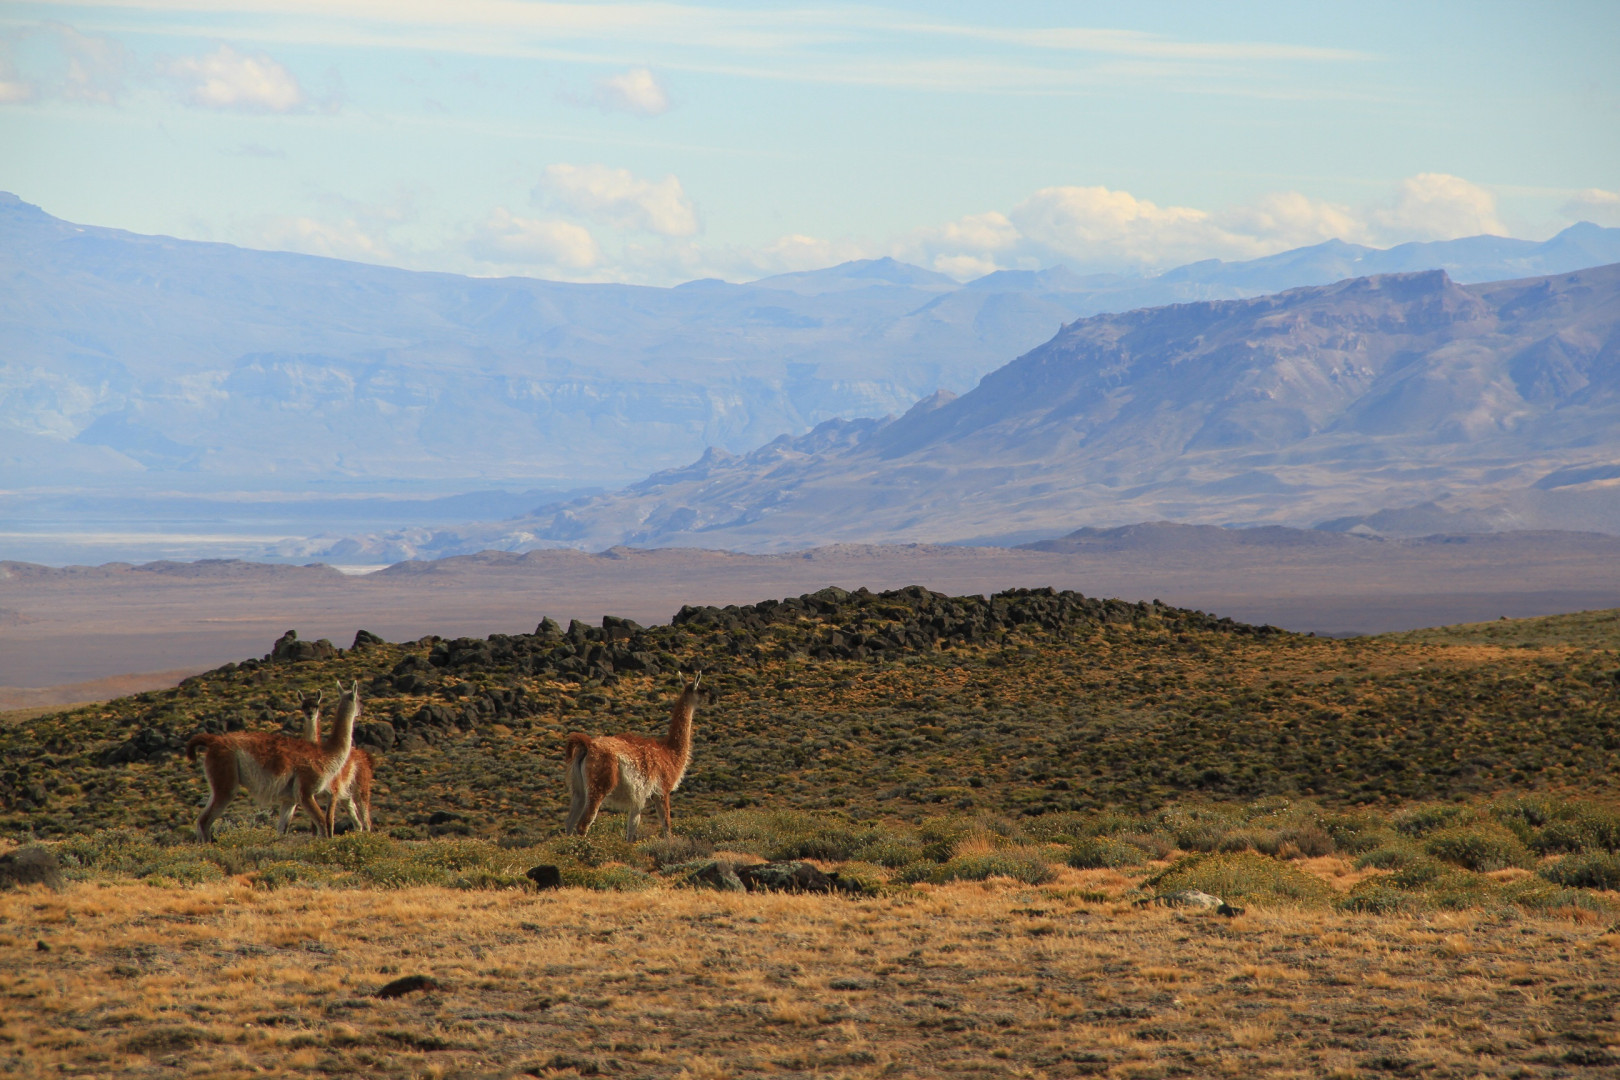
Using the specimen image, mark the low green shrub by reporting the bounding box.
[852,836,924,869]
[1146,852,1335,908]
[1424,825,1533,872]
[1121,832,1174,861]
[1278,826,1335,858]
[1539,852,1620,891]
[899,849,1055,886]
[828,861,890,896]
[1338,883,1418,915]
[1319,812,1392,855]
[1393,805,1468,838]
[1172,823,1227,854]
[1068,837,1145,869]
[1355,842,1424,871]
[639,835,714,870]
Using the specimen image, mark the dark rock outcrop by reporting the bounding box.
[270,630,339,663]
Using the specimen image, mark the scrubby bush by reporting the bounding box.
[1121,832,1174,861]
[1172,823,1227,853]
[828,861,890,896]
[899,849,1055,886]
[1278,826,1335,858]
[1355,842,1423,871]
[1067,837,1145,869]
[1394,805,1468,838]
[853,835,925,869]
[1146,852,1335,908]
[1319,812,1392,855]
[1539,852,1620,891]
[640,835,714,870]
[1339,883,1418,915]
[1424,825,1533,872]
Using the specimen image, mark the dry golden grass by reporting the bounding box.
[2,871,1616,1079]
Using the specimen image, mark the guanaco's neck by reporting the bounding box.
[321,688,358,768]
[664,685,697,761]
[302,705,321,743]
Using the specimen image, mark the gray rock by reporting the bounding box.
[686,860,746,892]
[1152,889,1224,909]
[736,860,835,894]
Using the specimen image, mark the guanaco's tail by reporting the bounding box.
[563,732,593,764]
[184,733,219,762]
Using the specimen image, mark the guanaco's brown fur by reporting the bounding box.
[564,675,700,841]
[185,681,360,842]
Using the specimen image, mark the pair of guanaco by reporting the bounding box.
[186,681,373,842]
[187,670,699,844]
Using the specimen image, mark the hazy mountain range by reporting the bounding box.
[6,190,1619,497]
[293,263,1620,559]
[5,192,1620,563]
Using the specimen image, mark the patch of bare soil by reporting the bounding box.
[2,876,1615,1079]
[0,670,197,715]
[3,532,1618,691]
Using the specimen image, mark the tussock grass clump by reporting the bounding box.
[1147,852,1335,908]
[56,829,226,886]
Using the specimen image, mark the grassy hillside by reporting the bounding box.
[4,591,1620,1078]
[3,587,1618,845]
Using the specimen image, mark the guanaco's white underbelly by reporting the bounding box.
[235,751,297,807]
[602,758,659,811]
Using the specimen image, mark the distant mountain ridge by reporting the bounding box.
[5,190,1619,498]
[295,262,1620,559]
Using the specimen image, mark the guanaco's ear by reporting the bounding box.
[693,671,702,689]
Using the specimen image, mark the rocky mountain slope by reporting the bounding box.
[5,191,1617,498]
[355,263,1620,554]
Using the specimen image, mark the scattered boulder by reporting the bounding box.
[101,727,182,765]
[736,860,835,894]
[686,860,746,892]
[0,846,62,891]
[375,975,443,999]
[526,865,562,890]
[354,721,396,751]
[351,629,385,650]
[269,630,338,663]
[1141,889,1225,910]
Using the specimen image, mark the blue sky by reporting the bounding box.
[3,1,1618,284]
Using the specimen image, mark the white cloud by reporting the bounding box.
[256,215,392,262]
[1007,184,1252,269]
[163,44,305,112]
[0,43,32,104]
[592,66,670,116]
[536,163,698,237]
[1371,172,1505,243]
[56,24,129,103]
[1560,188,1620,227]
[1215,190,1371,250]
[467,208,602,270]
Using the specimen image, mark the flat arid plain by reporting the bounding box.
[5,524,1619,708]
[1,588,1617,1078]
